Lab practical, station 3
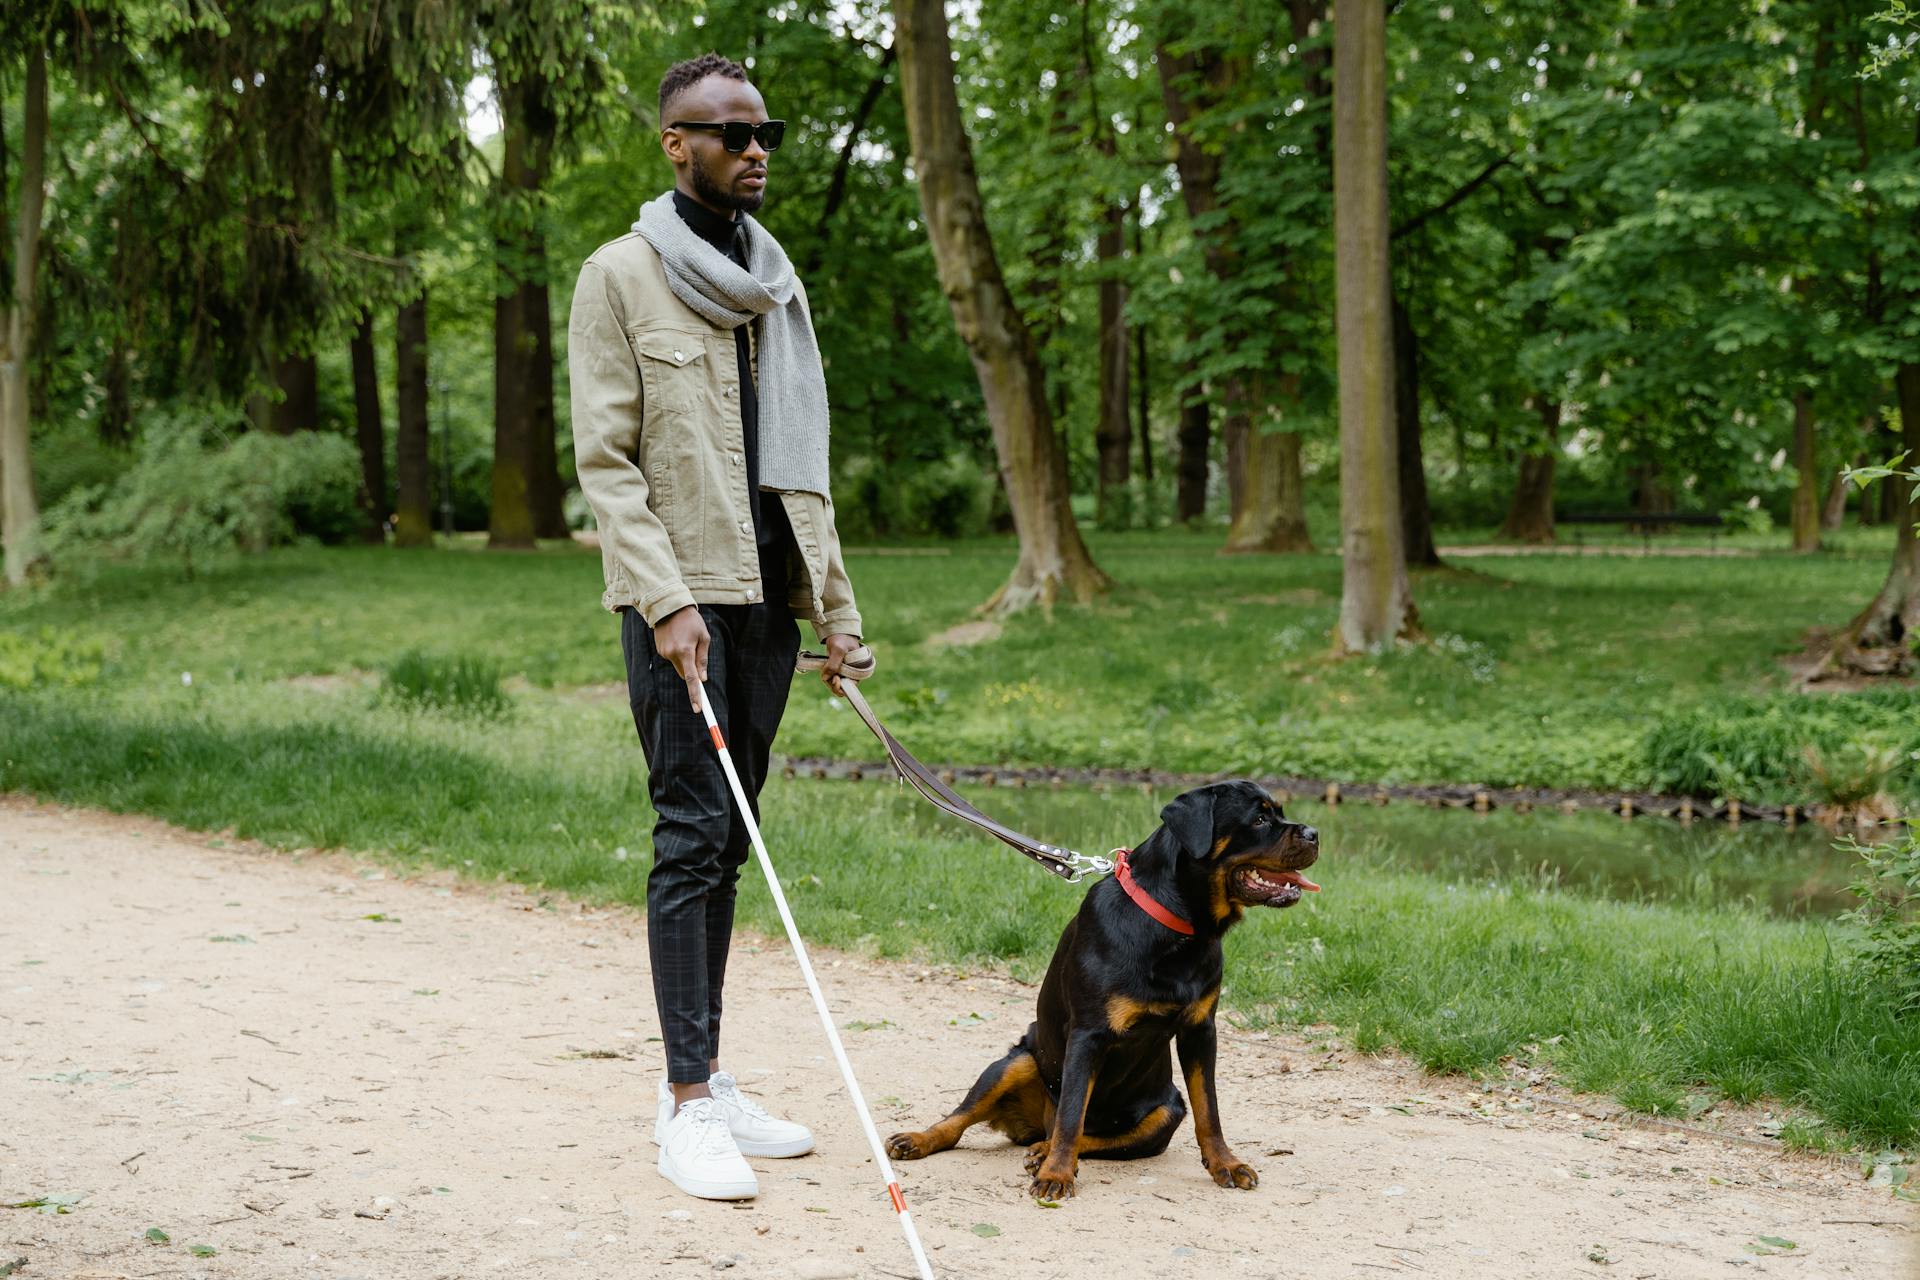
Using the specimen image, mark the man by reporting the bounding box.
[568,51,865,1202]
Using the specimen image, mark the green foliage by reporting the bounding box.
[45,411,364,572]
[835,451,997,541]
[0,627,104,690]
[380,650,511,720]
[1805,741,1906,811]
[1842,827,1920,1014]
[1863,3,1920,79]
[1642,692,1920,803]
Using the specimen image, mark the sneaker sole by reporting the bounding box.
[734,1134,815,1158]
[655,1151,757,1201]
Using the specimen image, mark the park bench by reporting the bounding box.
[1558,510,1724,552]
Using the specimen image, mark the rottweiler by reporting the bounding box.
[885,779,1320,1200]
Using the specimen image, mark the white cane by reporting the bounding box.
[693,653,935,1280]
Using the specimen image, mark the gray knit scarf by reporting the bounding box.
[632,191,831,497]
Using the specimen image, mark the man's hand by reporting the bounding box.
[654,606,712,713]
[819,633,862,697]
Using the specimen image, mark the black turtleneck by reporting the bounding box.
[671,188,792,605]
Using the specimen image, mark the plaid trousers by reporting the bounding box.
[621,601,800,1083]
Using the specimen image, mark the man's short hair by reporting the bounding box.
[659,52,748,122]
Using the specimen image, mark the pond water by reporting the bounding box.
[913,779,1865,919]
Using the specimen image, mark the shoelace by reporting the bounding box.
[708,1073,770,1120]
[676,1099,740,1159]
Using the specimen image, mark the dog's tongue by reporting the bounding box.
[1274,870,1321,893]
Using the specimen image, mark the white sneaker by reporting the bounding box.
[708,1072,815,1157]
[655,1097,757,1200]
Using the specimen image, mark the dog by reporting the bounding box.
[885,779,1320,1200]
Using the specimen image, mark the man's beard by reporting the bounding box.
[690,148,763,215]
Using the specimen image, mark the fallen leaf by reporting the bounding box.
[970,1223,1001,1238]
[144,1227,170,1244]
[187,1244,217,1258]
[5,1192,83,1215]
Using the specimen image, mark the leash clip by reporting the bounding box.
[1061,850,1116,883]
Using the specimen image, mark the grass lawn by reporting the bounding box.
[2,529,1911,798]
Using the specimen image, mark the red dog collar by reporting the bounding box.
[1113,848,1194,935]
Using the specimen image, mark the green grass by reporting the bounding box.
[0,531,1905,795]
[380,649,511,719]
[1,674,1914,1148]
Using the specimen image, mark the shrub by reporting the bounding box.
[835,450,996,540]
[379,650,511,719]
[0,628,105,691]
[1642,692,1920,803]
[224,430,364,547]
[1842,827,1920,1015]
[46,408,365,573]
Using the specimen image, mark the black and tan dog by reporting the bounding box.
[885,780,1320,1200]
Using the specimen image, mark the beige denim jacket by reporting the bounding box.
[567,231,862,640]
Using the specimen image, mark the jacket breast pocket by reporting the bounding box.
[627,327,709,419]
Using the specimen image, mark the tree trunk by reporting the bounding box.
[393,288,433,548]
[1629,460,1673,533]
[255,352,318,433]
[1332,0,1415,651]
[1790,392,1821,552]
[894,0,1108,614]
[1079,1,1131,529]
[1223,408,1247,516]
[1,41,48,587]
[1824,362,1920,676]
[1392,292,1440,567]
[490,71,562,548]
[1095,203,1131,528]
[1175,357,1210,524]
[1822,450,1859,530]
[1135,329,1154,484]
[1224,427,1312,553]
[350,312,388,541]
[1499,399,1560,542]
[102,339,132,446]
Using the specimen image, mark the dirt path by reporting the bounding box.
[2,795,1912,1280]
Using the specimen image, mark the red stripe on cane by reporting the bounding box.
[887,1182,906,1213]
[708,724,726,751]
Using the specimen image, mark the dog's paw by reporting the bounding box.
[1207,1159,1259,1190]
[886,1132,929,1161]
[1028,1170,1077,1202]
[1022,1140,1050,1175]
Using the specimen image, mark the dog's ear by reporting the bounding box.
[1158,787,1219,860]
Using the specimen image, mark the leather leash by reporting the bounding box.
[795,647,1114,883]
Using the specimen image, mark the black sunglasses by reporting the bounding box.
[670,119,786,153]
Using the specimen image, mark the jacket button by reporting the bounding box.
[672,350,686,363]
[739,520,752,533]
[746,590,757,601]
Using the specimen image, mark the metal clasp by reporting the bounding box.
[1062,851,1115,883]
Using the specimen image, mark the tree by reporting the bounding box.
[1154,2,1323,555]
[348,311,387,540]
[393,267,433,547]
[0,33,48,586]
[1333,0,1415,651]
[894,0,1109,612]
[1082,2,1132,530]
